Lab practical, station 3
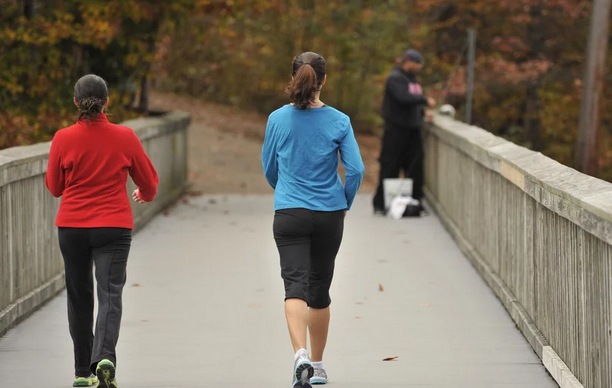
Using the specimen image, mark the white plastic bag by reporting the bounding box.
[388,196,409,219]
[388,195,421,220]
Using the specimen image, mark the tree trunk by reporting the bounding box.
[524,5,544,151]
[301,0,316,51]
[24,0,36,19]
[524,80,542,151]
[138,32,158,113]
[138,75,149,113]
[576,0,612,175]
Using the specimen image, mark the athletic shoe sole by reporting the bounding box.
[96,361,116,388]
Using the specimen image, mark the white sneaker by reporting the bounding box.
[311,365,328,385]
[292,352,314,387]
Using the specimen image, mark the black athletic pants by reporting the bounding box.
[58,227,132,377]
[273,209,344,309]
[373,122,425,210]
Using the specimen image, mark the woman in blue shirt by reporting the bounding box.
[262,51,365,387]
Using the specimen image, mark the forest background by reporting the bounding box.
[2,0,609,179]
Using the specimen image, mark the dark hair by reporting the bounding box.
[286,52,326,110]
[74,74,108,123]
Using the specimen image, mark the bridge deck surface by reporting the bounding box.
[0,195,556,388]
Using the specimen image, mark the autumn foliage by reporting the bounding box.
[3,0,612,180]
[152,0,612,180]
[0,0,197,149]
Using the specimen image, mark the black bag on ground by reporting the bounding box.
[402,203,423,217]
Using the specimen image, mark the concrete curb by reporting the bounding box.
[425,187,585,388]
[0,273,65,337]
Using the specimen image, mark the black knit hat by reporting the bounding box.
[399,49,423,64]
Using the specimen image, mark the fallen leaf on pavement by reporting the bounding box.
[379,284,384,292]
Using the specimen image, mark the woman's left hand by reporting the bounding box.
[132,189,145,204]
[427,97,436,109]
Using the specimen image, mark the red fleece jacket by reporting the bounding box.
[45,114,158,229]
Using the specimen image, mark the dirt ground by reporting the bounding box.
[149,91,380,195]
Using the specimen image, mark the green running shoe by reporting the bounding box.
[73,375,98,387]
[96,359,118,388]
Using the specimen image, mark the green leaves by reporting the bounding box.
[0,0,192,149]
[156,0,416,134]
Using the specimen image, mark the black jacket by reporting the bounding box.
[381,66,428,130]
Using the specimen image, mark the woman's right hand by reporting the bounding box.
[132,189,145,204]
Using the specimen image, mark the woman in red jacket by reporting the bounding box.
[46,74,158,388]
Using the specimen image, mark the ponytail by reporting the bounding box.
[285,52,326,110]
[77,97,106,123]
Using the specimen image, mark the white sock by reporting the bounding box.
[312,361,325,370]
[294,348,308,361]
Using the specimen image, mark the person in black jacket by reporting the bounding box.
[373,49,435,215]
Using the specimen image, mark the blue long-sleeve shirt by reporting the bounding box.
[262,105,365,211]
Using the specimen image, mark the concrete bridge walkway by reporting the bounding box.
[0,195,556,388]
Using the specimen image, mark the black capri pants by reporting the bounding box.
[273,208,344,309]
